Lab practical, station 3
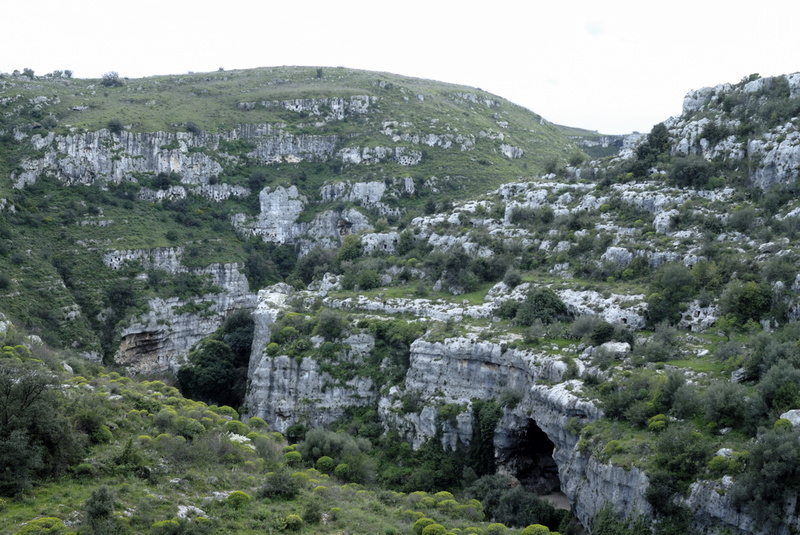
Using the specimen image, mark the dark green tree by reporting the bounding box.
[100,71,123,87]
[668,155,712,188]
[84,486,119,534]
[719,279,772,326]
[515,287,569,326]
[0,361,83,496]
[730,427,800,525]
[177,339,240,407]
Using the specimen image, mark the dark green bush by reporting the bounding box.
[257,467,302,499]
[515,287,569,326]
[730,427,800,525]
[668,155,711,188]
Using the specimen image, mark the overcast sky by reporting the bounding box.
[3,0,798,134]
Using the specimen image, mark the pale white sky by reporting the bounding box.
[3,0,798,134]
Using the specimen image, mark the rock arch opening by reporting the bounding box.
[507,419,560,494]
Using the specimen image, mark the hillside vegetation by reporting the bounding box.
[0,66,576,354]
[3,66,800,534]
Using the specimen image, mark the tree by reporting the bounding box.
[84,486,119,534]
[0,361,83,496]
[314,309,349,341]
[633,122,670,175]
[719,279,771,326]
[106,119,123,135]
[516,287,569,325]
[646,262,696,326]
[668,155,712,188]
[336,234,363,264]
[100,71,123,87]
[730,427,800,525]
[177,339,239,406]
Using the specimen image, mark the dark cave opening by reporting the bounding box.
[511,419,560,495]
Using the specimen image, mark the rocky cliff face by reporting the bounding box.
[13,125,340,189]
[113,251,256,375]
[245,296,655,529]
[668,72,800,189]
[247,279,793,533]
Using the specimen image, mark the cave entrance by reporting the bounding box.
[511,419,560,495]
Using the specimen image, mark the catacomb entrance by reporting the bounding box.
[508,419,560,495]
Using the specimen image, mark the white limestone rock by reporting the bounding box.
[115,263,256,374]
[780,409,800,427]
[601,247,633,268]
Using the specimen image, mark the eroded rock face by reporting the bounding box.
[669,73,800,190]
[244,311,650,529]
[14,125,340,188]
[232,186,372,252]
[115,262,255,374]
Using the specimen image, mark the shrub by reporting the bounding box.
[412,518,436,535]
[422,524,447,535]
[106,118,123,135]
[591,504,650,535]
[730,427,800,525]
[486,523,506,535]
[757,361,800,417]
[225,490,251,510]
[334,462,351,480]
[284,514,304,531]
[703,380,761,432]
[314,309,349,341]
[708,455,733,478]
[521,525,551,535]
[258,468,302,499]
[316,455,335,473]
[150,519,181,535]
[515,287,569,325]
[14,517,68,534]
[668,155,711,188]
[302,498,323,524]
[647,414,668,433]
[719,280,771,327]
[224,420,248,436]
[774,418,793,432]
[84,486,118,534]
[646,425,713,515]
[100,71,123,87]
[589,321,615,346]
[247,417,268,430]
[502,269,522,288]
[283,451,303,466]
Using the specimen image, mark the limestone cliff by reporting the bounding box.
[114,254,256,375]
[669,72,800,189]
[246,280,788,532]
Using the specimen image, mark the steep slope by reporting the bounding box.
[5,66,800,535]
[668,72,800,189]
[242,72,800,535]
[0,66,579,358]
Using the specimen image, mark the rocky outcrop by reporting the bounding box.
[103,247,185,273]
[231,185,373,251]
[12,124,342,188]
[246,285,376,431]
[115,263,255,374]
[244,302,651,528]
[668,73,800,189]
[249,331,377,431]
[239,95,375,121]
